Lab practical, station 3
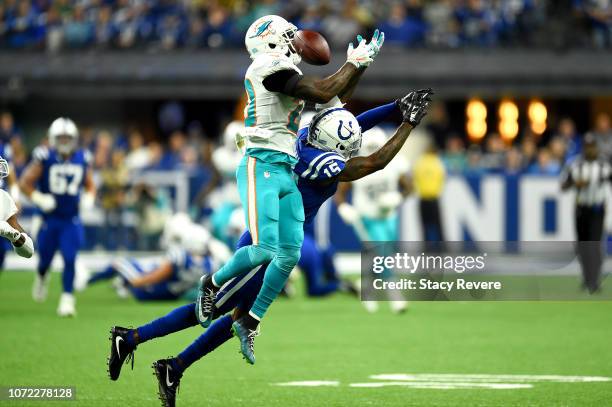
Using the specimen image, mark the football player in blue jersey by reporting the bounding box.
[87,223,229,301]
[20,118,96,317]
[105,89,431,406]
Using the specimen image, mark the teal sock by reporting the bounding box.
[213,245,274,286]
[250,247,301,318]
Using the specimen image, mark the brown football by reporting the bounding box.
[292,30,331,65]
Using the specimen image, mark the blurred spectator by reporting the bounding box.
[520,135,538,168]
[321,0,365,48]
[379,1,427,47]
[426,103,452,149]
[99,149,128,249]
[528,147,561,175]
[413,142,446,243]
[480,133,507,171]
[549,136,568,165]
[579,0,612,48]
[127,183,170,250]
[465,144,486,175]
[555,118,582,162]
[442,135,467,173]
[454,0,498,46]
[592,113,612,160]
[63,5,94,48]
[505,147,524,175]
[0,0,608,50]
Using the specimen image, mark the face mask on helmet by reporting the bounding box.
[245,15,301,65]
[0,157,9,179]
[307,108,362,159]
[49,118,79,155]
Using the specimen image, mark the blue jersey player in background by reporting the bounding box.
[105,89,432,406]
[20,117,96,317]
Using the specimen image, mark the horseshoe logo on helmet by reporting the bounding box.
[337,120,355,141]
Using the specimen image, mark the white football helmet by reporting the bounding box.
[48,117,79,155]
[0,156,8,179]
[182,224,211,256]
[245,15,301,65]
[359,126,388,156]
[308,108,362,159]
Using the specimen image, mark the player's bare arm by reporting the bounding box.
[339,89,433,182]
[129,261,174,288]
[19,159,43,196]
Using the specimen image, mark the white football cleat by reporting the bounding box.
[32,273,51,303]
[362,301,379,313]
[390,300,408,314]
[112,277,130,299]
[57,293,76,317]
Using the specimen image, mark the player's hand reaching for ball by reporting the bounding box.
[357,29,385,60]
[396,88,434,127]
[0,221,21,243]
[346,38,373,68]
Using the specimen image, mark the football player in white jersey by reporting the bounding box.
[196,15,385,363]
[0,155,34,259]
[335,127,412,313]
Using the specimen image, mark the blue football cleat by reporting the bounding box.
[231,319,259,365]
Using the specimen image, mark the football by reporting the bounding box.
[293,30,331,65]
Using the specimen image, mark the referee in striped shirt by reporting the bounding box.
[561,135,610,293]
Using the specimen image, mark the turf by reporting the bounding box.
[1,270,612,407]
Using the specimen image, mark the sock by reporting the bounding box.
[62,261,76,294]
[174,315,233,374]
[87,266,117,285]
[213,245,274,287]
[131,303,198,347]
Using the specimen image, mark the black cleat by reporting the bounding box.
[152,359,181,407]
[107,326,136,381]
[195,274,219,328]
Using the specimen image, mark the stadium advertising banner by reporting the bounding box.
[319,174,583,250]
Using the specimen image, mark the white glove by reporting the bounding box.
[0,221,21,243]
[337,203,360,225]
[31,190,57,213]
[346,39,373,68]
[358,29,385,60]
[81,191,95,210]
[377,191,403,211]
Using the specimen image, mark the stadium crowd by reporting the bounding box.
[0,0,610,51]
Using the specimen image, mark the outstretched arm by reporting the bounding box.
[339,89,433,182]
[339,123,414,182]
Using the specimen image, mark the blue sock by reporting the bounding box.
[174,315,233,374]
[88,266,117,285]
[62,261,76,294]
[130,303,198,347]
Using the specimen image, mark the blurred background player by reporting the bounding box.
[87,221,229,301]
[196,15,382,362]
[335,126,412,313]
[19,118,96,317]
[195,121,245,247]
[0,155,34,260]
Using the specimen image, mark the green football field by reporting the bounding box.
[1,270,612,407]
